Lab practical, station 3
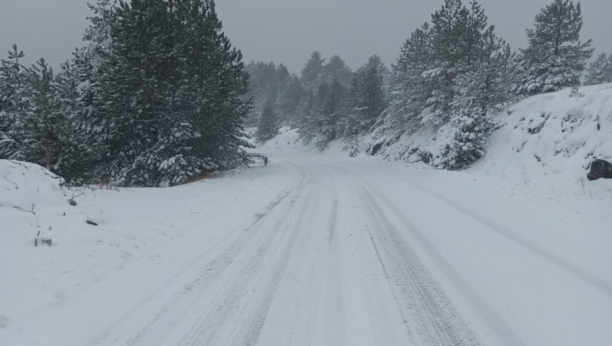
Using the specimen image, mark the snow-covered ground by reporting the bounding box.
[1,86,611,346]
[0,159,298,345]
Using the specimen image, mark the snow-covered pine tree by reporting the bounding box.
[0,45,32,160]
[438,73,492,169]
[323,55,353,88]
[422,0,471,124]
[244,61,279,126]
[301,51,325,90]
[584,53,612,85]
[23,58,66,170]
[359,55,390,85]
[244,62,295,127]
[297,89,318,144]
[61,0,117,183]
[313,81,330,135]
[345,64,386,137]
[360,55,392,100]
[513,0,593,96]
[67,0,252,187]
[256,98,280,142]
[278,75,305,127]
[319,77,346,145]
[379,23,434,135]
[182,0,253,175]
[52,60,87,181]
[438,26,507,169]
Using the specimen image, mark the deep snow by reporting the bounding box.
[1,86,611,346]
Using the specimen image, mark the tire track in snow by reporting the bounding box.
[357,184,482,346]
[236,167,339,346]
[379,170,612,298]
[178,184,316,346]
[289,190,339,346]
[85,167,308,346]
[319,160,525,346]
[236,190,316,346]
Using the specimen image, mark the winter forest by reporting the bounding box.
[1,0,610,186]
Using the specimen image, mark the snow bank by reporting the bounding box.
[0,158,298,346]
[473,84,612,199]
[0,160,71,243]
[264,84,612,198]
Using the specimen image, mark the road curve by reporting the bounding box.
[84,156,612,346]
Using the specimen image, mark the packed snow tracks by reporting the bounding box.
[86,160,485,346]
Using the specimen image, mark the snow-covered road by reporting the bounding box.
[2,156,611,346]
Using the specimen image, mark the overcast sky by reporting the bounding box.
[1,0,610,74]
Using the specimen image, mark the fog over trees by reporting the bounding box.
[0,0,606,186]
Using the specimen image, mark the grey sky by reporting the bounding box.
[1,0,610,74]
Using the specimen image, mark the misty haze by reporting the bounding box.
[1,1,611,346]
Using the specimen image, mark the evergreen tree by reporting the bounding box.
[0,45,32,160]
[297,89,318,143]
[244,61,295,126]
[68,0,252,186]
[301,51,325,90]
[279,75,305,126]
[387,23,434,131]
[345,64,387,137]
[584,53,612,85]
[23,58,65,170]
[422,0,471,124]
[514,0,593,95]
[256,98,280,142]
[53,61,86,181]
[323,55,353,87]
[320,77,345,143]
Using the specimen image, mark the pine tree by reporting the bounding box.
[256,98,280,142]
[301,51,325,90]
[24,58,65,170]
[422,0,471,124]
[0,45,32,160]
[584,53,612,85]
[244,61,295,126]
[387,23,434,132]
[514,0,593,96]
[53,60,87,181]
[320,77,345,144]
[345,64,386,137]
[279,75,305,127]
[297,89,318,143]
[323,55,353,87]
[65,0,252,186]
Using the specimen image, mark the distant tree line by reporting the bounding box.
[248,0,604,168]
[247,53,389,149]
[1,0,609,183]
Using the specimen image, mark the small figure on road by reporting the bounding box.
[264,156,268,166]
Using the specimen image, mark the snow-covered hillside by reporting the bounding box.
[373,84,612,170]
[265,85,612,199]
[474,84,612,197]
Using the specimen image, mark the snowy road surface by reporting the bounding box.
[2,156,611,346]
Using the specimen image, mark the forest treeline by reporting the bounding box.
[1,0,611,186]
[248,0,611,168]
